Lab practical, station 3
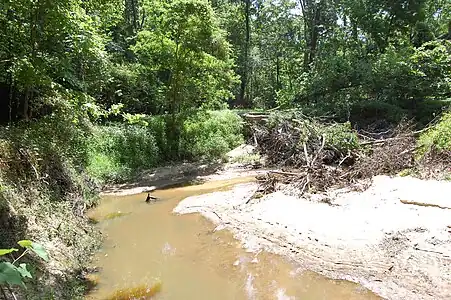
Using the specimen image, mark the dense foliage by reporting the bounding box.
[87,110,243,182]
[1,0,450,129]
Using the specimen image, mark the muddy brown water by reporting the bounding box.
[87,177,381,300]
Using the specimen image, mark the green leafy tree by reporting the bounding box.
[133,0,237,157]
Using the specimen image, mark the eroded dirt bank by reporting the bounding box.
[174,175,451,300]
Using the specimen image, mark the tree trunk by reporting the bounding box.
[308,8,320,66]
[276,54,281,91]
[300,0,320,71]
[8,76,13,124]
[24,90,30,122]
[238,0,251,107]
[24,0,38,121]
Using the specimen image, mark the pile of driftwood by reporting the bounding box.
[243,111,418,196]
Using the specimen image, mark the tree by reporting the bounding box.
[133,0,237,157]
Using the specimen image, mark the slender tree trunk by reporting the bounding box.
[300,0,311,71]
[8,76,13,124]
[276,54,280,91]
[166,43,182,159]
[25,1,38,121]
[300,0,320,71]
[302,12,310,71]
[239,0,251,107]
[24,91,30,122]
[308,8,319,66]
[131,0,138,32]
[6,7,14,124]
[125,0,139,35]
[352,20,358,42]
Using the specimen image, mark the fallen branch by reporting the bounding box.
[311,134,326,166]
[268,170,304,176]
[413,246,450,257]
[183,205,223,221]
[303,142,310,167]
[243,114,269,121]
[300,174,310,194]
[359,136,406,145]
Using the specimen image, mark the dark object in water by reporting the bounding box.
[145,193,158,203]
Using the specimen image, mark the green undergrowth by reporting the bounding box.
[87,124,161,182]
[418,111,451,155]
[181,110,244,160]
[229,153,261,164]
[87,110,244,182]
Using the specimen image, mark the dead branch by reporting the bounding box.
[269,170,304,176]
[245,112,419,198]
[311,134,326,166]
[303,142,310,167]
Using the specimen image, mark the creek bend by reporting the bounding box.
[87,177,380,300]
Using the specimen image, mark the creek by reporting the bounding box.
[87,177,380,300]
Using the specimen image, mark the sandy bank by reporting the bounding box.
[101,162,269,196]
[174,175,451,300]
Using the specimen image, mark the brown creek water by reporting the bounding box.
[87,177,381,300]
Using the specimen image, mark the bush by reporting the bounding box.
[146,115,168,157]
[418,111,451,155]
[87,124,160,182]
[414,98,451,126]
[321,122,360,153]
[87,110,245,180]
[180,110,244,160]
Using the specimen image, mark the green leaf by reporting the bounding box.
[18,240,49,261]
[30,242,49,262]
[0,248,18,256]
[17,263,32,279]
[0,262,25,287]
[18,240,33,249]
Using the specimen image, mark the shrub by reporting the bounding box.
[418,111,451,155]
[180,110,244,160]
[146,115,168,159]
[350,101,408,129]
[321,122,360,153]
[87,124,160,182]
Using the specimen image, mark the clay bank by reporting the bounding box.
[174,175,451,300]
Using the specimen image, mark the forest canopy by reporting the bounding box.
[1,0,449,123]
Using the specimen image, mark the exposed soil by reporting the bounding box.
[101,162,270,196]
[174,175,451,300]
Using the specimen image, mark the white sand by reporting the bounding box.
[174,175,451,300]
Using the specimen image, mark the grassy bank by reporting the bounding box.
[0,109,244,298]
[0,114,101,299]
